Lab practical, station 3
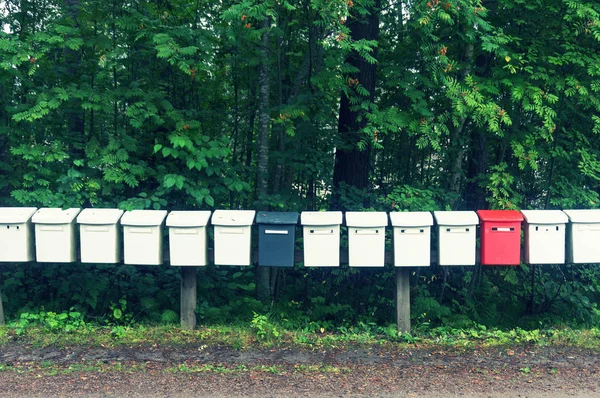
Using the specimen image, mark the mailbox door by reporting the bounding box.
[80,224,120,263]
[303,225,340,267]
[394,226,431,267]
[123,225,163,265]
[480,221,522,265]
[438,225,476,266]
[348,226,385,267]
[569,223,600,263]
[169,227,207,266]
[0,222,34,262]
[214,225,252,266]
[35,223,77,263]
[525,223,565,264]
[258,225,295,267]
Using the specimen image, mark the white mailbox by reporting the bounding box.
[301,211,343,267]
[77,209,124,264]
[32,208,81,263]
[0,207,37,262]
[390,211,434,267]
[563,209,600,264]
[345,212,388,267]
[433,211,479,266]
[166,211,211,266]
[521,210,568,264]
[121,210,168,265]
[211,210,256,266]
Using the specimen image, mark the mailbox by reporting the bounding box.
[32,208,81,263]
[345,212,388,267]
[476,210,524,266]
[389,211,433,267]
[77,208,124,264]
[256,212,299,267]
[121,210,168,265]
[166,211,211,266]
[433,211,479,266]
[0,207,37,262]
[211,210,256,266]
[301,211,343,267]
[521,210,568,264]
[563,209,600,264]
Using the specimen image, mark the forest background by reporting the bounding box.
[1,0,600,332]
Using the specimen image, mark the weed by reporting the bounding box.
[253,365,282,374]
[520,366,531,374]
[251,313,281,344]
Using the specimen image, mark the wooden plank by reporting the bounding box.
[395,267,411,334]
[180,267,197,330]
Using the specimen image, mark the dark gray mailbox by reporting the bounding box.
[256,212,299,267]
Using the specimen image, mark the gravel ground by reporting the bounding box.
[1,343,599,397]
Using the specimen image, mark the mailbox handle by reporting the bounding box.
[39,225,64,232]
[174,228,199,235]
[446,227,470,233]
[129,227,153,234]
[310,229,334,235]
[265,230,288,235]
[85,225,108,232]
[578,225,600,232]
[400,229,425,234]
[219,228,244,235]
[353,229,380,235]
[85,226,109,233]
[534,226,560,232]
[491,227,514,232]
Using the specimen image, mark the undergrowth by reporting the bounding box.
[1,310,600,350]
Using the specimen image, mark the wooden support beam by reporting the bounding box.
[395,267,411,334]
[180,267,197,330]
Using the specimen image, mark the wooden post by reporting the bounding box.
[180,267,197,330]
[395,267,410,334]
[0,285,5,326]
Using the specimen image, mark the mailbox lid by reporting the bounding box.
[477,210,524,222]
[521,210,568,225]
[256,212,299,225]
[121,210,168,226]
[345,212,388,227]
[211,210,256,226]
[77,208,124,225]
[166,210,211,227]
[433,211,479,226]
[0,207,37,223]
[563,209,600,223]
[32,208,81,224]
[389,211,433,227]
[301,211,343,226]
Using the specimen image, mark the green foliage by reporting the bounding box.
[10,310,86,335]
[1,0,600,332]
[251,312,281,343]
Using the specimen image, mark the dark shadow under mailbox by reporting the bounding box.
[256,212,299,267]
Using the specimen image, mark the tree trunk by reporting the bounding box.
[446,43,474,208]
[256,17,272,304]
[0,284,5,326]
[332,0,380,208]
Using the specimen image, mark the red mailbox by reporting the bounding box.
[477,210,524,266]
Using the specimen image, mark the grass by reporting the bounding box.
[1,315,600,351]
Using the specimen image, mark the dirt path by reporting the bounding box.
[1,343,599,397]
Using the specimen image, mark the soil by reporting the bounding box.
[1,342,600,397]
